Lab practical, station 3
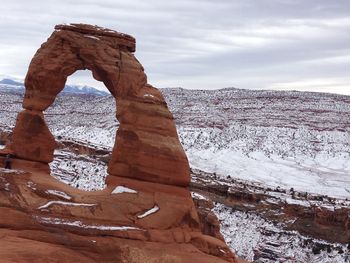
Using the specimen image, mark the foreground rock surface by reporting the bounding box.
[0,167,238,262]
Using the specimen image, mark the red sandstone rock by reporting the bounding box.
[7,23,190,186]
[1,24,238,262]
[10,109,56,163]
[0,168,238,262]
[193,195,226,241]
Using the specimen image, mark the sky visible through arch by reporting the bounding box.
[0,0,349,95]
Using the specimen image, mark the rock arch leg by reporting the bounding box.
[10,109,56,163]
[109,86,190,186]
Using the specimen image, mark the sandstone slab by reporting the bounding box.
[0,168,238,262]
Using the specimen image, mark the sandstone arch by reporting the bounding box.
[7,24,190,186]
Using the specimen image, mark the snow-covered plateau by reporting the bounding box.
[0,87,349,262]
[2,87,348,198]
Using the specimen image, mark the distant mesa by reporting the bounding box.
[0,78,23,86]
[0,78,109,96]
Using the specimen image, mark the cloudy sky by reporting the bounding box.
[0,0,349,95]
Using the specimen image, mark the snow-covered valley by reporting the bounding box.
[2,88,349,198]
[213,203,349,262]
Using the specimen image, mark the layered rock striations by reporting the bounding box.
[0,24,238,262]
[0,168,238,262]
[7,23,189,187]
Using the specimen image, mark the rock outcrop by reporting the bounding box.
[0,168,237,262]
[0,24,238,262]
[4,23,189,187]
[10,109,56,163]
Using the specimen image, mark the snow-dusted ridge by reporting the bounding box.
[0,78,109,96]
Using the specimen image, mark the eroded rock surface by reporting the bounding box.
[10,109,56,163]
[0,168,237,262]
[5,23,189,187]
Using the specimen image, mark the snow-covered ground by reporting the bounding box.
[50,122,350,198]
[50,150,107,191]
[180,123,350,198]
[188,149,350,198]
[213,204,349,262]
[1,88,349,198]
[52,126,116,147]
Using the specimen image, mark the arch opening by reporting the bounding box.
[46,70,117,191]
[65,69,110,94]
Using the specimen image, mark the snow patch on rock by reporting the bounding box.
[38,201,96,210]
[84,35,100,40]
[137,205,159,219]
[191,192,208,200]
[46,189,72,200]
[36,216,143,231]
[112,186,138,194]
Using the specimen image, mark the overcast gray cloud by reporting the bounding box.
[0,0,349,94]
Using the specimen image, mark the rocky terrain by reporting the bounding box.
[3,86,349,197]
[1,86,349,262]
[0,24,237,263]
